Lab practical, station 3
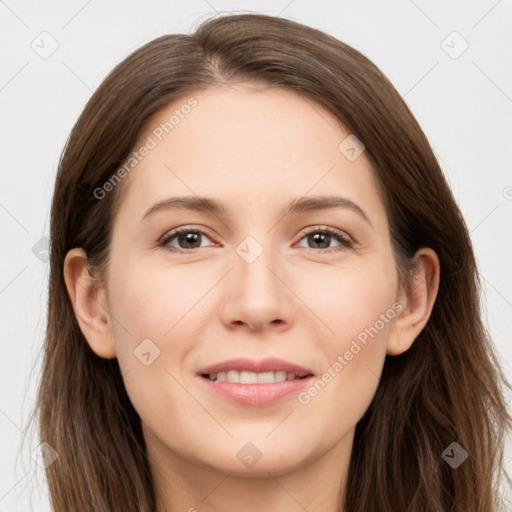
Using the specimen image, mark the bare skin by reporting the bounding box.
[64,84,440,512]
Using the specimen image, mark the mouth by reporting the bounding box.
[196,357,315,406]
[201,370,313,384]
[197,356,314,382]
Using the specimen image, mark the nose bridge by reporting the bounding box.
[234,233,281,297]
[221,232,293,330]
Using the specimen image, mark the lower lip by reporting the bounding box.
[198,375,314,406]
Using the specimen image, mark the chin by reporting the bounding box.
[193,435,317,476]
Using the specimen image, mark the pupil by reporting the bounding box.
[180,232,200,248]
[310,232,330,249]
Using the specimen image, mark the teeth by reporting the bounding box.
[226,370,240,383]
[240,371,258,384]
[257,371,275,383]
[274,371,287,382]
[207,370,303,383]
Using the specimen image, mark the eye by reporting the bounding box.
[159,225,354,254]
[296,226,353,253]
[159,227,216,252]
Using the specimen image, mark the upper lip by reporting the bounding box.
[198,357,314,377]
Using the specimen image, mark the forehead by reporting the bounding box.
[114,85,386,227]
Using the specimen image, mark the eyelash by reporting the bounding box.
[158,226,354,254]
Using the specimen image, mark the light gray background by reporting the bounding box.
[1,1,511,510]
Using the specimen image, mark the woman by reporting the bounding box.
[29,12,511,512]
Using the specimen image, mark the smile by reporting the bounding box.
[204,370,310,383]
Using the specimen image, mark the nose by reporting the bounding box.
[220,241,296,333]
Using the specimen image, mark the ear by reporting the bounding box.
[63,248,116,359]
[386,247,440,356]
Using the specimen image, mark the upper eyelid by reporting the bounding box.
[160,225,217,243]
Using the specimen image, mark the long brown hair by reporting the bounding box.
[25,12,511,511]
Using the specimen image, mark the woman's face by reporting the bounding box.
[102,84,404,477]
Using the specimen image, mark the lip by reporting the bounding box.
[197,357,315,406]
[197,357,314,377]
[198,377,314,406]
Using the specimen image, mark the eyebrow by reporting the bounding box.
[141,195,372,227]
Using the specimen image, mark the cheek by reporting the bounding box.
[105,261,202,434]
[296,255,398,340]
[108,251,203,334]
[105,256,196,375]
[295,259,397,417]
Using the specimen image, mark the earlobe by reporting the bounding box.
[63,248,116,359]
[387,248,440,356]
